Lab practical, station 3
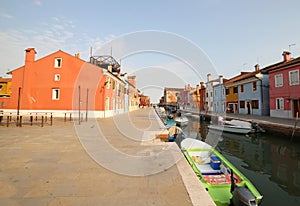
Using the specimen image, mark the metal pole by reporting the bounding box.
[78,85,81,125]
[86,88,89,122]
[17,87,21,127]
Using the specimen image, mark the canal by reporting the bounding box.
[180,115,300,206]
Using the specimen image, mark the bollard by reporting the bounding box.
[64,113,67,122]
[16,115,19,127]
[19,116,22,127]
[35,113,38,121]
[45,113,47,122]
[50,113,53,126]
[9,113,12,121]
[41,116,44,127]
[70,113,72,121]
[6,116,9,127]
[30,116,33,126]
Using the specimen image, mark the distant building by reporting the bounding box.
[233,64,270,116]
[268,52,300,118]
[205,74,219,112]
[140,94,150,107]
[164,87,184,108]
[212,75,227,113]
[0,77,12,97]
[224,72,251,114]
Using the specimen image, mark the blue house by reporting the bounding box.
[234,65,270,116]
[213,75,227,114]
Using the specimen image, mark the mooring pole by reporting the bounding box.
[86,88,89,122]
[78,85,81,125]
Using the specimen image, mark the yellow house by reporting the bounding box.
[224,72,250,113]
[0,77,12,97]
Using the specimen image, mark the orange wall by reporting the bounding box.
[7,50,106,111]
[226,86,238,103]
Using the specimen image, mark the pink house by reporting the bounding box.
[269,51,300,118]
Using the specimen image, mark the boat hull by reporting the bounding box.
[208,125,252,134]
[181,138,263,206]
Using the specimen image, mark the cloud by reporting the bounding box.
[0,12,13,19]
[34,0,42,6]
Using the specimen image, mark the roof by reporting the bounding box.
[7,49,86,75]
[0,77,12,82]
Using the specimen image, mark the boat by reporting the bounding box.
[208,118,264,134]
[224,119,265,133]
[208,124,252,134]
[174,116,189,126]
[181,138,263,206]
[164,114,176,128]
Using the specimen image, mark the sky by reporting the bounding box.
[1,0,300,102]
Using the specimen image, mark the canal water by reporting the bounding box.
[179,115,300,206]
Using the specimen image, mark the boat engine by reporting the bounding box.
[251,122,265,133]
[231,186,257,206]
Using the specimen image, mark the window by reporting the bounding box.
[233,86,238,94]
[54,74,60,81]
[240,84,244,93]
[225,88,229,95]
[54,58,62,68]
[105,97,110,110]
[52,88,60,100]
[106,77,111,89]
[276,98,284,110]
[289,70,299,85]
[251,100,259,109]
[206,93,208,98]
[214,90,216,96]
[252,81,257,91]
[210,92,213,97]
[275,74,283,87]
[0,85,2,90]
[240,101,245,108]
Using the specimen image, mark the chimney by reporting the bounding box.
[219,75,223,84]
[25,48,36,64]
[282,51,291,62]
[207,73,211,82]
[200,82,205,89]
[254,64,260,72]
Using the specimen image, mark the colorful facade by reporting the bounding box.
[0,48,140,117]
[212,76,227,113]
[268,52,300,118]
[225,72,250,113]
[205,74,219,112]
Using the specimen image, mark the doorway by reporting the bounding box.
[293,99,300,117]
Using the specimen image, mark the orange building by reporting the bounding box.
[224,72,250,113]
[0,48,131,117]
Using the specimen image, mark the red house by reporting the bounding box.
[269,51,300,118]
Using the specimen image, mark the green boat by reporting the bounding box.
[181,138,263,206]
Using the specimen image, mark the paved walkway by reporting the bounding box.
[0,108,215,206]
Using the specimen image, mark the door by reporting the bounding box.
[293,100,300,117]
[247,101,251,115]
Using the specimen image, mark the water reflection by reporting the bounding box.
[180,116,300,206]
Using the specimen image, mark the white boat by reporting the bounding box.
[174,116,189,126]
[208,124,252,134]
[224,119,265,133]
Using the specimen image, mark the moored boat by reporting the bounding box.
[208,124,252,134]
[181,138,263,206]
[174,116,189,126]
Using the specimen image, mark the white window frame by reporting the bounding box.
[105,97,110,110]
[276,98,284,110]
[54,58,62,68]
[52,88,60,100]
[289,69,299,86]
[275,74,283,87]
[54,74,60,81]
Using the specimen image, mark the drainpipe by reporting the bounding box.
[255,73,263,115]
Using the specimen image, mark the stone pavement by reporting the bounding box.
[0,108,215,206]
